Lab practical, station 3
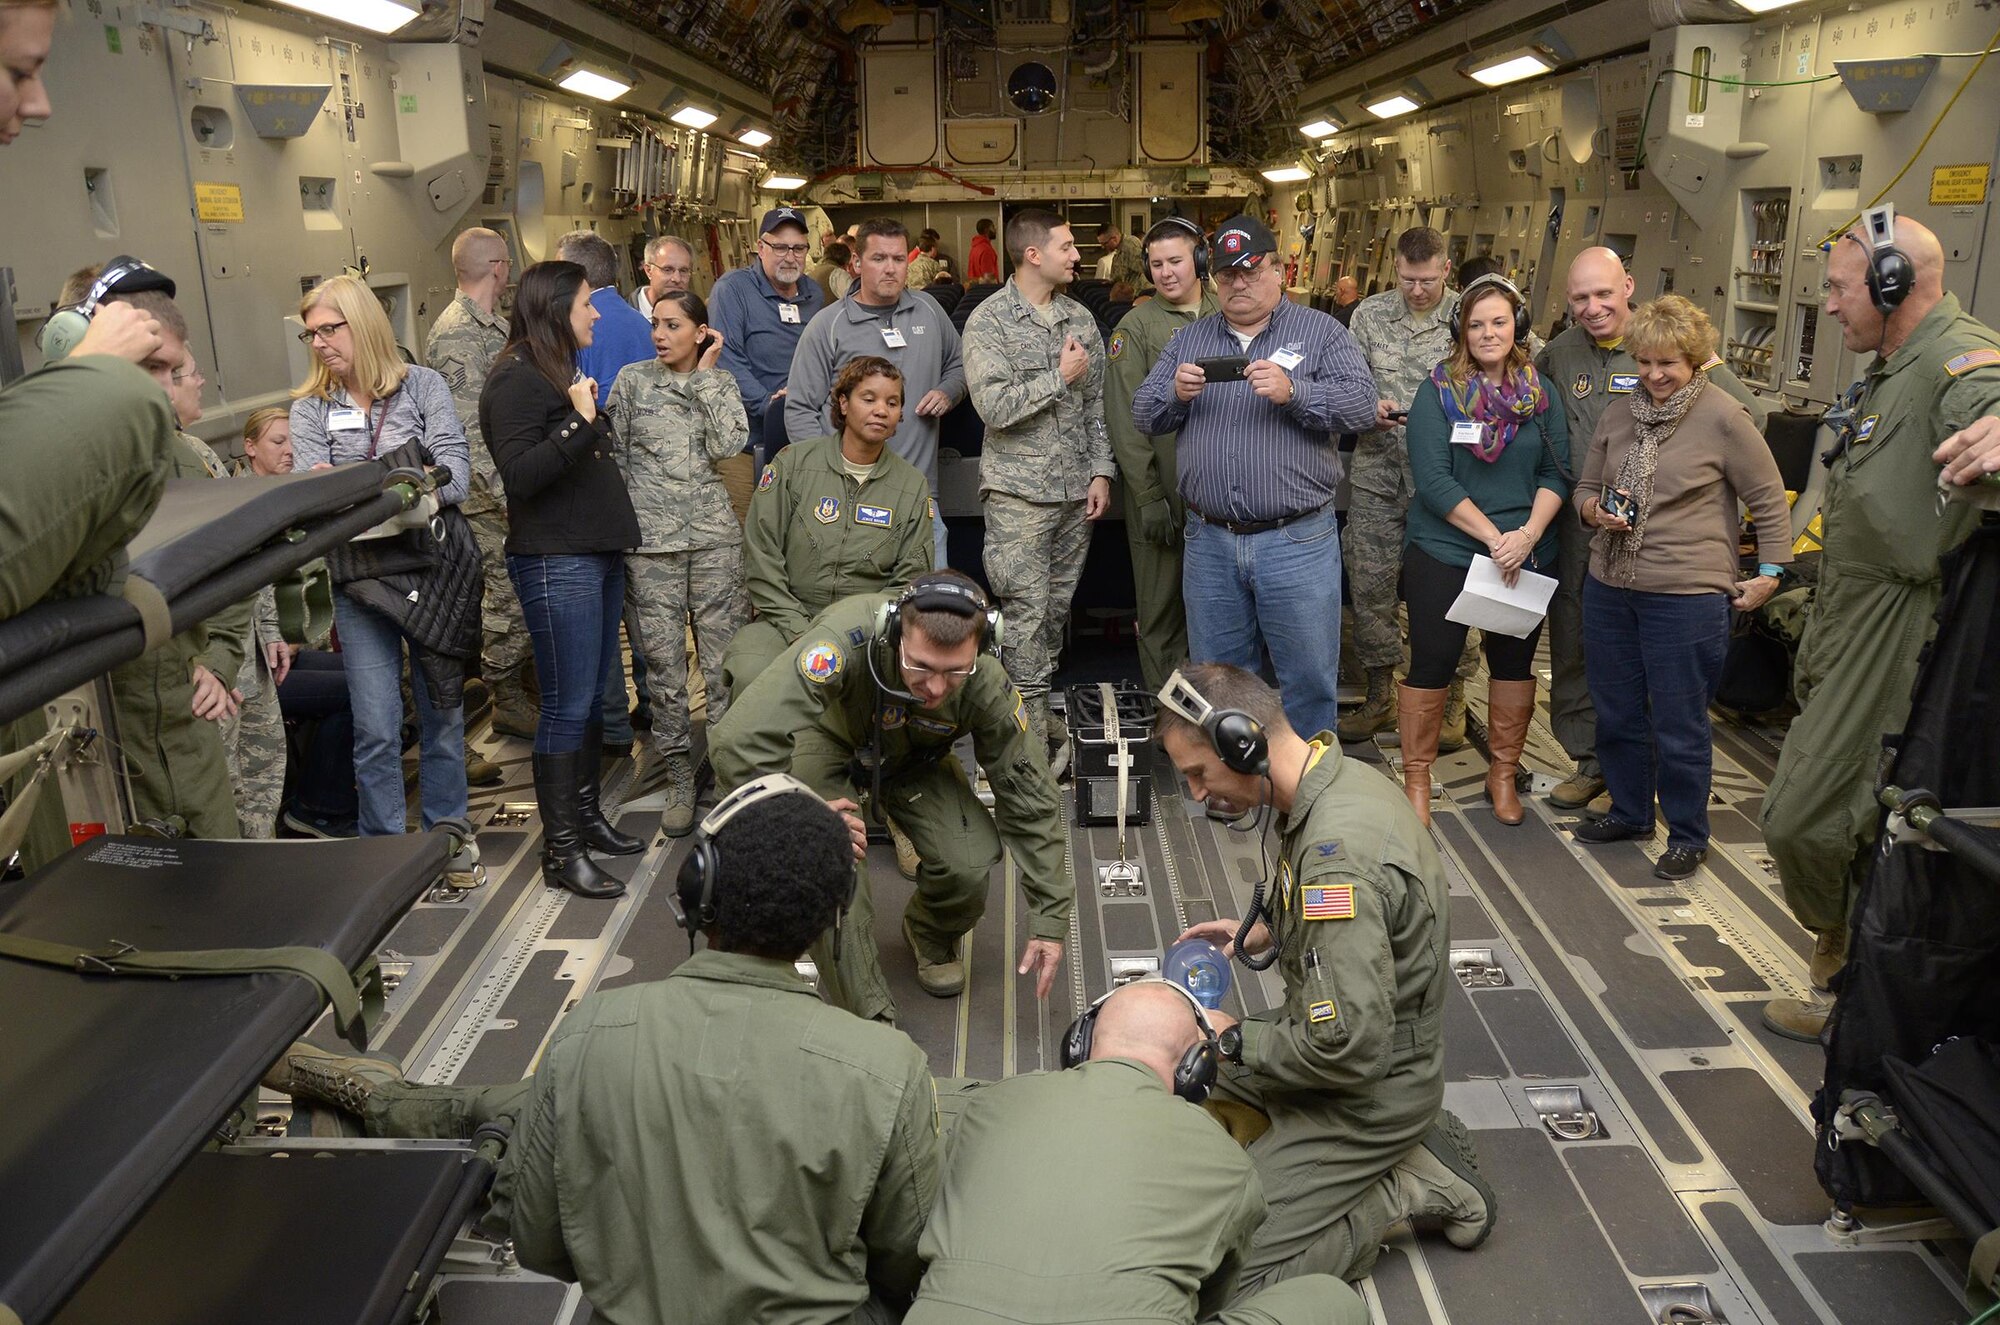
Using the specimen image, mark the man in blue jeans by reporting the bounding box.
[1130,216,1377,737]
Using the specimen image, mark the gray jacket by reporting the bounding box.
[784,289,966,490]
[288,364,471,507]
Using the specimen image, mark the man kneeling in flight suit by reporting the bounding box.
[1161,663,1496,1286]
[710,570,1072,1023]
[264,779,939,1324]
[906,978,1366,1325]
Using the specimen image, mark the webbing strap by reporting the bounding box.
[274,558,334,646]
[117,574,174,653]
[0,931,383,1048]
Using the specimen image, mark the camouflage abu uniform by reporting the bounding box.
[1105,236,1147,291]
[220,577,286,839]
[963,279,1115,743]
[607,361,751,764]
[425,293,529,705]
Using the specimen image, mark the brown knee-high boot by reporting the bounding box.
[1485,679,1536,826]
[1397,683,1448,827]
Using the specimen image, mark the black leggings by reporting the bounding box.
[1401,542,1543,688]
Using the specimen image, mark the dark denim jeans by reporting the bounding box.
[275,648,357,819]
[508,552,626,754]
[1582,575,1731,851]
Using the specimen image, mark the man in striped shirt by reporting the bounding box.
[1130,215,1377,738]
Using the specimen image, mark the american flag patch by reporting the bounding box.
[1301,884,1355,921]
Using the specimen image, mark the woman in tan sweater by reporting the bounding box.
[1570,296,1791,879]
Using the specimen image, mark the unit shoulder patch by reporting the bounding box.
[1572,373,1593,399]
[1012,693,1029,734]
[757,465,776,492]
[1944,347,2000,377]
[927,496,938,520]
[799,640,843,685]
[1308,999,1339,1024]
[814,495,840,523]
[1301,883,1356,921]
[1107,330,1127,362]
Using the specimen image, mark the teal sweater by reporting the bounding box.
[1404,372,1571,570]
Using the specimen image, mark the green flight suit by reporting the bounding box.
[1211,736,1449,1290]
[106,433,250,839]
[1761,295,2000,931]
[357,950,940,1324]
[725,435,936,698]
[1535,330,1767,779]
[710,593,1073,1024]
[907,1058,1364,1325]
[1105,291,1217,690]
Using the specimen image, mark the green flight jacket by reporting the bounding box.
[505,950,940,1323]
[1235,736,1448,1101]
[1105,291,1219,512]
[709,593,1073,942]
[908,1058,1265,1323]
[1536,326,1769,477]
[745,436,936,643]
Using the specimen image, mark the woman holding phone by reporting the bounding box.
[1401,275,1569,826]
[605,289,750,836]
[481,259,643,898]
[1572,295,1790,879]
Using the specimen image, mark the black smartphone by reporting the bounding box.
[1600,484,1638,523]
[1194,355,1250,383]
[1387,409,1410,422]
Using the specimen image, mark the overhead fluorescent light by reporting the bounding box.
[762,173,809,190]
[560,69,632,102]
[1467,53,1553,86]
[269,0,419,34]
[670,104,718,129]
[1733,0,1806,9]
[1261,164,1312,182]
[1300,118,1341,139]
[1366,94,1420,119]
[738,127,773,148]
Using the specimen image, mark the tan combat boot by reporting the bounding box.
[1549,769,1606,809]
[1397,683,1448,827]
[658,753,698,838]
[466,749,503,787]
[262,1041,407,1122]
[1390,1109,1498,1249]
[904,917,964,997]
[889,816,921,881]
[1810,924,1849,993]
[1762,996,1832,1043]
[1439,676,1470,753]
[1338,666,1399,743]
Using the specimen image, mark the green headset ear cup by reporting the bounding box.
[36,310,93,363]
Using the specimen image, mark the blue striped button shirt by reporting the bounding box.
[1130,297,1377,523]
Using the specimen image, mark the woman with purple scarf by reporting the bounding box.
[1400,275,1571,827]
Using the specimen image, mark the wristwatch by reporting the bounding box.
[1217,1026,1244,1065]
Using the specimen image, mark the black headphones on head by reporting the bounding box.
[36,255,178,362]
[1060,978,1221,1104]
[1449,273,1531,348]
[1851,203,1914,315]
[1144,216,1210,281]
[873,572,1004,660]
[1157,668,1268,775]
[676,773,842,943]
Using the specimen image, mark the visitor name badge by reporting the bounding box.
[328,408,366,432]
[1450,420,1483,447]
[1270,347,1305,371]
[881,327,908,349]
[779,303,801,324]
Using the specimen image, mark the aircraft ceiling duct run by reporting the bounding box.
[386,0,485,45]
[1648,0,1752,28]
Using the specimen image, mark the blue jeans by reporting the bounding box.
[332,596,468,836]
[1582,575,1730,851]
[509,552,625,753]
[1182,504,1344,738]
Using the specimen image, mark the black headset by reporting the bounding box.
[873,572,1004,661]
[1144,216,1210,281]
[36,255,177,361]
[1060,978,1221,1104]
[676,773,841,944]
[1157,668,1268,775]
[1852,203,1914,315]
[1449,273,1531,348]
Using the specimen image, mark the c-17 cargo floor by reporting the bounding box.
[310,680,1978,1325]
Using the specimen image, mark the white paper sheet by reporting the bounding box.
[1445,555,1558,639]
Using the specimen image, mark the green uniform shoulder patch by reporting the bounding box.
[1944,348,2000,377]
[1012,692,1029,734]
[1107,330,1127,362]
[757,464,776,491]
[927,496,937,520]
[799,639,843,684]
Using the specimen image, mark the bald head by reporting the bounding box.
[1090,981,1206,1089]
[451,228,508,283]
[1335,275,1359,305]
[1565,247,1635,343]
[1826,214,1947,357]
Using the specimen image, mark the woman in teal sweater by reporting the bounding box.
[1401,276,1570,826]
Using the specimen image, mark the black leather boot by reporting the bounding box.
[533,750,624,898]
[577,721,644,855]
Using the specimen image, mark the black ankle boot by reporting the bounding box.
[576,722,644,856]
[532,750,625,898]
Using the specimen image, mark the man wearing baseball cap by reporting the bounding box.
[707,206,827,522]
[1130,215,1377,739]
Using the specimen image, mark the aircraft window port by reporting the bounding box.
[1525,1084,1603,1141]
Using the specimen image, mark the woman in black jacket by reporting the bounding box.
[481,260,643,897]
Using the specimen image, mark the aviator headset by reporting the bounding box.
[1157,667,1268,776]
[676,773,846,946]
[871,572,1005,669]
[1449,273,1531,349]
[36,256,178,362]
[1060,977,1221,1104]
[1144,216,1210,281]
[1847,202,1914,315]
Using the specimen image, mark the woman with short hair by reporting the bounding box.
[1573,295,1791,879]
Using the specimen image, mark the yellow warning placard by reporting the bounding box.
[194,182,244,222]
[1929,164,1990,206]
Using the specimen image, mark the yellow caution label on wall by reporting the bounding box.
[194,182,244,222]
[1929,164,1990,206]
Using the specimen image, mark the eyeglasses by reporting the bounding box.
[1397,275,1445,292]
[297,320,348,344]
[1214,260,1268,286]
[761,239,810,257]
[170,363,204,385]
[900,645,978,681]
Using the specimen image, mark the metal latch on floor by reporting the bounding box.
[1639,1284,1725,1323]
[377,950,414,993]
[1111,956,1161,985]
[1096,683,1149,897]
[1450,947,1510,988]
[1524,1084,1602,1140]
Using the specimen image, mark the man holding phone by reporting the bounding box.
[1130,215,1377,739]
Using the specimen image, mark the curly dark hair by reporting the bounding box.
[829,355,903,434]
[710,794,854,958]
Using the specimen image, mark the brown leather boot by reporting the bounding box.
[1484,679,1536,827]
[1397,683,1448,826]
